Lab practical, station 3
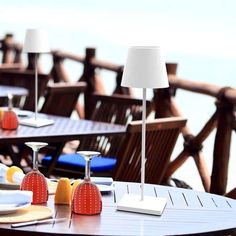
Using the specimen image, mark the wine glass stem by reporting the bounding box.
[33,150,38,170]
[8,93,13,110]
[85,159,91,180]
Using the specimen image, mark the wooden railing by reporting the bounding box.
[155,76,236,197]
[1,34,236,198]
[0,34,22,65]
[45,49,236,198]
[50,48,129,119]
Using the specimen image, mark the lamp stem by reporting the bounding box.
[35,53,38,121]
[141,88,146,201]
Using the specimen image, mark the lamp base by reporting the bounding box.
[117,194,167,215]
[19,118,54,127]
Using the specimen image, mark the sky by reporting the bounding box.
[1,0,236,59]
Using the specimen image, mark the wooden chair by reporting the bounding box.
[40,82,87,117]
[41,117,186,183]
[0,70,49,110]
[88,93,152,124]
[78,93,153,156]
[20,81,87,169]
[113,117,186,184]
[24,82,87,167]
[41,93,153,177]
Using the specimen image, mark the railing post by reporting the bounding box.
[112,66,131,95]
[80,47,96,119]
[210,87,235,195]
[26,53,36,70]
[1,33,14,63]
[50,51,69,83]
[154,87,173,118]
[13,44,23,64]
[166,63,178,75]
[26,53,46,75]
[154,63,178,118]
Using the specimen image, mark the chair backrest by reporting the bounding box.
[88,93,153,124]
[78,93,153,155]
[112,117,186,184]
[40,82,87,117]
[0,70,49,110]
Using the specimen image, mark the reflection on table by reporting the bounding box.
[0,182,236,235]
[0,113,126,175]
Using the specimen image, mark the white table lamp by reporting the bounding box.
[20,29,54,127]
[117,46,169,215]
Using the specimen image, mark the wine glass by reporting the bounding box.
[72,151,102,215]
[20,142,48,204]
[1,93,18,130]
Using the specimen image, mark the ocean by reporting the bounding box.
[0,0,235,192]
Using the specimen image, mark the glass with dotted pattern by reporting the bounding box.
[1,94,18,130]
[72,151,102,215]
[20,142,48,204]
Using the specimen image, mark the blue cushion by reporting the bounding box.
[42,153,117,172]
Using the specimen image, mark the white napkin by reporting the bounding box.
[12,172,25,183]
[0,190,32,205]
[91,177,113,185]
[0,164,8,177]
[0,164,25,184]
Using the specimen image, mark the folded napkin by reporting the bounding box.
[0,163,25,184]
[91,177,113,186]
[0,163,8,177]
[0,190,32,205]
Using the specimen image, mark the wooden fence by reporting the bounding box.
[1,34,236,198]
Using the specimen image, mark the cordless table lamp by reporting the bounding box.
[20,29,54,127]
[117,46,169,215]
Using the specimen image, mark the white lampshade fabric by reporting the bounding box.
[23,29,50,53]
[121,46,169,89]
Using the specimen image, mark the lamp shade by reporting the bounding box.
[23,29,50,53]
[121,46,169,89]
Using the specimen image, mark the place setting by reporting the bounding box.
[0,190,32,215]
[0,164,114,195]
[0,142,54,225]
[0,143,114,227]
[0,189,53,226]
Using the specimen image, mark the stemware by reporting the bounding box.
[72,151,102,215]
[1,93,18,130]
[20,142,48,204]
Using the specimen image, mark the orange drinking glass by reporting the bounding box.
[20,142,48,204]
[72,151,102,215]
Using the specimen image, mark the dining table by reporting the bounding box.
[0,85,28,97]
[0,113,126,175]
[0,181,236,235]
[0,85,28,108]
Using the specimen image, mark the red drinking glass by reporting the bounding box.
[72,151,102,215]
[1,93,18,130]
[20,142,48,204]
